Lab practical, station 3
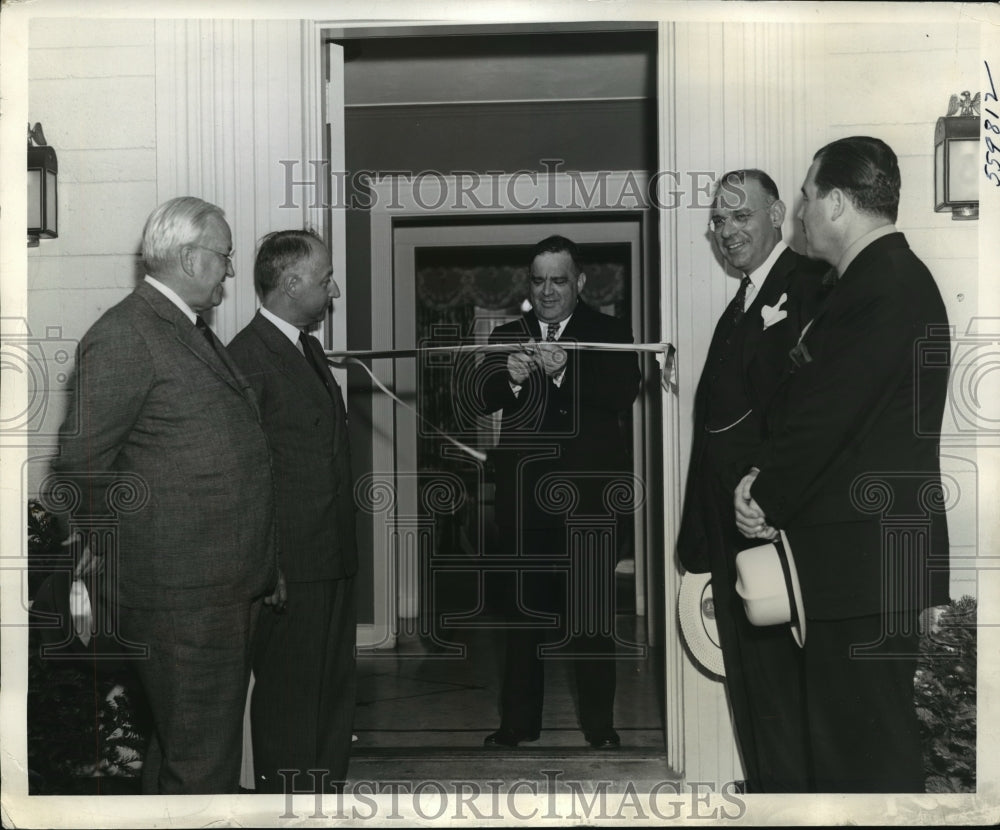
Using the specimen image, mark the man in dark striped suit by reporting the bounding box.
[677,170,827,792]
[229,230,358,794]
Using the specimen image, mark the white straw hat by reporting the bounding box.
[735,529,806,647]
[678,571,726,677]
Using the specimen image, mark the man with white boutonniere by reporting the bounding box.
[734,138,951,793]
[676,169,828,793]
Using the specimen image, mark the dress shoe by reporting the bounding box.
[483,728,539,748]
[585,729,621,749]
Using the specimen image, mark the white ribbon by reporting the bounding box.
[324,340,675,360]
[324,341,676,462]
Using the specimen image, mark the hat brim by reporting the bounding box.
[778,529,806,648]
[678,571,726,677]
[734,531,807,648]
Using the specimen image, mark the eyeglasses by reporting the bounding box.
[191,244,234,268]
[708,206,770,233]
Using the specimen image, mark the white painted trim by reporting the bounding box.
[368,200,399,649]
[663,20,815,787]
[657,20,686,779]
[323,38,348,397]
[356,623,388,650]
[153,20,315,344]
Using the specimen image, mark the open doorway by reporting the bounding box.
[328,23,665,769]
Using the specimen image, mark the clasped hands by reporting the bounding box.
[265,568,288,612]
[507,339,567,384]
[734,468,779,541]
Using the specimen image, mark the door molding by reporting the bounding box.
[659,19,814,785]
[154,19,320,343]
[362,172,658,650]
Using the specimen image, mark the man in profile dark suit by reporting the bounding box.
[50,196,278,793]
[228,230,358,794]
[736,136,951,792]
[473,235,641,750]
[676,169,827,792]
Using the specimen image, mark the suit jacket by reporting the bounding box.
[476,301,641,534]
[50,280,276,609]
[752,232,951,618]
[677,247,828,573]
[227,312,358,583]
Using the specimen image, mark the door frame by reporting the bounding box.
[362,172,658,651]
[391,217,650,629]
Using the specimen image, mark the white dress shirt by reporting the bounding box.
[742,240,788,311]
[144,275,197,324]
[260,306,305,352]
[510,313,574,395]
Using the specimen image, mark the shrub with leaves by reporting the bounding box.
[27,498,70,596]
[27,501,146,794]
[27,645,147,794]
[27,643,101,793]
[915,595,977,793]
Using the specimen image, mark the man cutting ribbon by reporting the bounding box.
[470,234,641,750]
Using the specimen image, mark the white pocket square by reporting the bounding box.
[761,293,789,329]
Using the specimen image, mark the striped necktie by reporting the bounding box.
[731,276,753,325]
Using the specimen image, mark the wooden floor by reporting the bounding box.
[348,614,674,791]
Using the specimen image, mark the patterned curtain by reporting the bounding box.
[413,255,631,564]
[416,262,627,316]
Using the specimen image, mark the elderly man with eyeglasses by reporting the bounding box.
[676,169,828,793]
[49,196,279,793]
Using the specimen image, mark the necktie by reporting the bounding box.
[731,276,753,325]
[299,331,335,401]
[546,322,559,342]
[196,315,223,357]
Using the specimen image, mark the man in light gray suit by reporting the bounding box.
[49,197,280,794]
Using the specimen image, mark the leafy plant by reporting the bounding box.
[915,596,977,793]
[27,498,70,596]
[27,646,146,794]
[26,501,146,794]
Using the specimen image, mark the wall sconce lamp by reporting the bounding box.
[27,122,58,247]
[934,91,980,220]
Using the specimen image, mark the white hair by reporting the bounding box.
[141,197,226,274]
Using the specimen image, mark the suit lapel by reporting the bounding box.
[299,331,346,451]
[136,281,258,408]
[794,264,844,346]
[252,313,344,449]
[559,302,589,340]
[523,312,543,342]
[740,249,798,371]
[199,323,250,388]
[305,334,348,450]
[796,233,906,348]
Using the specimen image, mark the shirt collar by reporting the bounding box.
[260,306,304,347]
[541,313,573,341]
[837,224,896,278]
[144,275,197,324]
[745,239,788,299]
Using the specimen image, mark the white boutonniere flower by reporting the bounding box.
[761,293,788,329]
